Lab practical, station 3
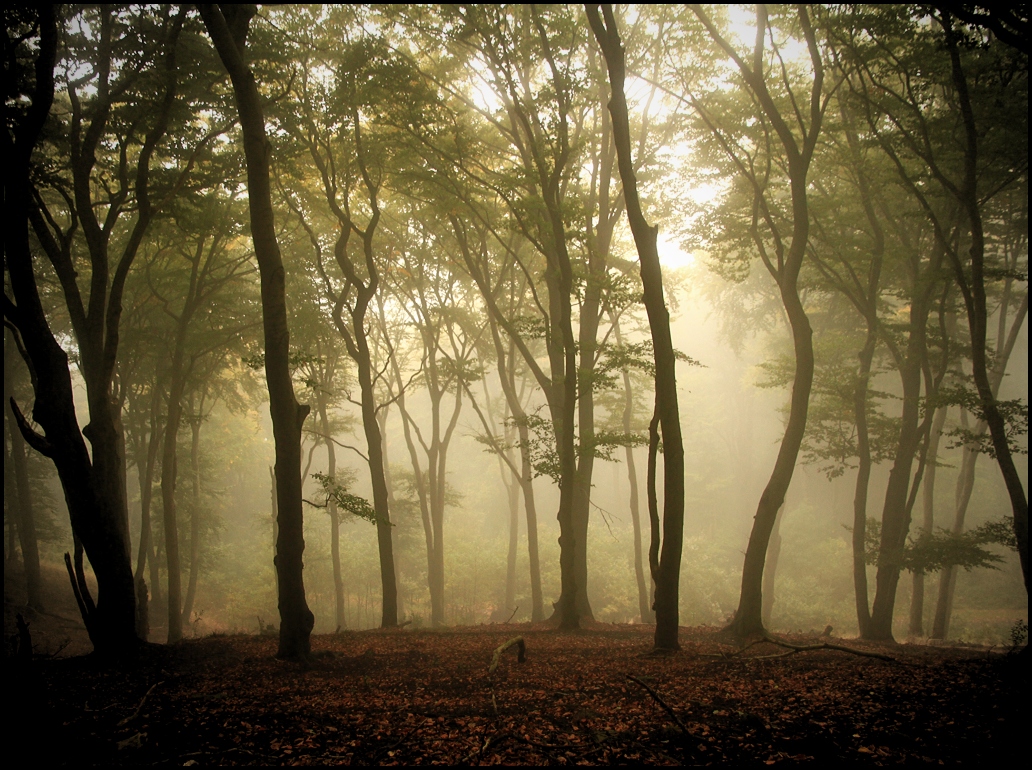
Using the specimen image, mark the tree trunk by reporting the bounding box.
[200,5,313,659]
[504,465,520,617]
[588,5,686,650]
[4,13,138,654]
[868,243,944,641]
[160,319,190,643]
[941,20,1028,596]
[319,400,345,632]
[613,315,652,625]
[4,351,43,612]
[356,351,399,628]
[181,414,203,628]
[851,327,878,638]
[909,405,947,636]
[133,382,164,638]
[761,505,784,629]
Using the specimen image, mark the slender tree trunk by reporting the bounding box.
[181,415,203,628]
[356,352,398,628]
[909,405,947,636]
[941,20,1028,595]
[201,5,313,659]
[160,322,190,643]
[319,401,345,632]
[588,4,686,649]
[851,327,878,637]
[613,315,652,624]
[504,464,519,617]
[868,246,944,641]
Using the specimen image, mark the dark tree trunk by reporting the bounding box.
[4,7,140,655]
[357,351,399,628]
[317,399,345,632]
[851,328,877,638]
[588,4,686,650]
[868,244,944,641]
[181,414,203,628]
[4,347,43,612]
[132,382,164,637]
[504,464,520,617]
[685,4,824,640]
[200,4,313,659]
[941,17,1028,595]
[909,405,947,636]
[761,506,784,629]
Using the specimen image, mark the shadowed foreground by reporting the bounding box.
[10,625,1026,766]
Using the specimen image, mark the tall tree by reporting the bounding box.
[587,3,685,650]
[683,4,827,638]
[834,4,1029,632]
[199,4,314,659]
[5,6,187,653]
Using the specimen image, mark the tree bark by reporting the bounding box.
[4,7,140,654]
[909,405,947,636]
[762,505,784,629]
[4,342,43,612]
[181,409,204,628]
[941,15,1027,595]
[200,4,313,659]
[587,4,685,650]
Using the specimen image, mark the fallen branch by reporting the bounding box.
[118,681,164,726]
[625,675,701,744]
[758,637,897,662]
[488,636,526,673]
[699,636,896,662]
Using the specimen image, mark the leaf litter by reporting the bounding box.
[21,625,1026,765]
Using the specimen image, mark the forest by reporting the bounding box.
[3,3,1028,765]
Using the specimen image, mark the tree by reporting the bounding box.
[682,4,826,638]
[4,329,43,611]
[376,217,483,627]
[145,194,256,642]
[199,4,314,660]
[587,3,685,650]
[5,5,190,653]
[832,4,1028,635]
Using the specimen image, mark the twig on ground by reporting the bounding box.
[118,681,164,726]
[625,675,702,744]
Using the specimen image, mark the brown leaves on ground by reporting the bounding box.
[18,625,1026,766]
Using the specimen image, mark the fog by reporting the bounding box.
[4,4,1027,654]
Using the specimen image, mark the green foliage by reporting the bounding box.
[932,385,1028,459]
[310,471,380,526]
[758,345,899,479]
[593,341,701,391]
[862,517,1018,574]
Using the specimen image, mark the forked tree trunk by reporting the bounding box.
[588,4,685,650]
[4,8,139,654]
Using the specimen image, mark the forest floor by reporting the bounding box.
[6,601,1028,766]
